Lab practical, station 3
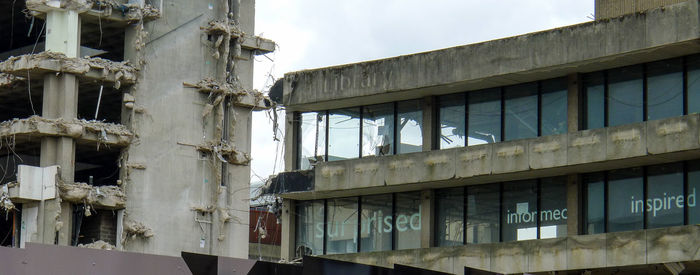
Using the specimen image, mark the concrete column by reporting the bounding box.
[284,111,297,171]
[280,199,296,261]
[567,73,580,133]
[421,96,437,151]
[36,9,81,246]
[566,174,581,236]
[420,190,434,248]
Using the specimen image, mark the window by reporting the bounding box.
[539,177,568,239]
[360,195,392,252]
[435,188,464,246]
[540,78,568,136]
[583,72,605,130]
[504,83,538,141]
[583,173,605,235]
[466,184,500,244]
[326,198,358,254]
[647,59,683,121]
[328,108,360,161]
[468,88,501,145]
[646,163,684,229]
[608,65,644,127]
[607,167,644,232]
[362,103,394,157]
[687,160,700,224]
[397,100,423,154]
[295,200,325,256]
[502,180,538,242]
[395,192,421,249]
[438,94,466,149]
[298,112,327,170]
[689,55,700,114]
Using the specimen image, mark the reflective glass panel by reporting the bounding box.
[362,103,394,157]
[646,163,684,229]
[647,58,683,121]
[397,100,423,154]
[439,94,466,149]
[360,195,392,252]
[295,200,325,256]
[584,173,605,234]
[689,55,700,114]
[688,160,700,224]
[608,65,643,127]
[328,108,360,161]
[436,188,464,246]
[541,78,568,136]
[502,180,538,242]
[607,168,644,232]
[395,192,421,250]
[468,89,501,145]
[583,72,605,130]
[504,83,538,141]
[326,198,358,254]
[299,112,326,170]
[466,184,500,244]
[540,177,568,239]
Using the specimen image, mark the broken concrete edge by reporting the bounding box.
[202,19,245,38]
[0,183,17,212]
[240,35,276,55]
[0,51,138,89]
[77,240,117,250]
[123,219,154,239]
[0,73,24,88]
[0,115,134,146]
[183,78,272,110]
[58,182,126,210]
[26,0,161,23]
[196,140,251,165]
[201,20,275,55]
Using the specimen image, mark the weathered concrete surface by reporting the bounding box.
[0,52,137,88]
[57,182,126,210]
[322,225,700,275]
[0,116,133,146]
[26,0,161,24]
[282,0,700,111]
[283,114,700,200]
[595,0,690,19]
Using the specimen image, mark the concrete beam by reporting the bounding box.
[0,73,23,88]
[183,78,272,110]
[281,114,700,200]
[26,0,161,24]
[241,35,276,55]
[282,0,700,111]
[57,182,126,210]
[0,116,134,147]
[0,52,138,88]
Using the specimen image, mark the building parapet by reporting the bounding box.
[0,116,133,147]
[282,0,700,111]
[26,0,161,24]
[280,114,700,200]
[0,52,138,89]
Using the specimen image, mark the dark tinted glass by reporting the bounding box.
[689,55,700,114]
[502,180,538,242]
[583,72,605,130]
[436,188,464,246]
[540,177,568,239]
[607,168,644,232]
[647,59,683,121]
[360,194,393,252]
[608,65,643,127]
[541,78,568,136]
[646,163,684,229]
[504,83,538,141]
[466,184,500,244]
[584,173,605,234]
[326,198,358,254]
[468,89,501,145]
[688,160,700,224]
[439,94,466,149]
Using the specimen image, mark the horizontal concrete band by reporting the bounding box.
[321,225,700,274]
[283,114,700,200]
[283,0,700,111]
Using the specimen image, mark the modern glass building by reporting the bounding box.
[269,1,700,274]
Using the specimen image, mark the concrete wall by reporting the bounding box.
[283,114,700,200]
[595,0,691,19]
[282,0,700,112]
[322,225,700,275]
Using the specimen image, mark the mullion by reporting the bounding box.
[357,196,362,252]
[464,92,469,147]
[537,82,543,137]
[604,71,609,127]
[643,63,648,121]
[463,186,468,245]
[324,110,329,162]
[500,88,505,142]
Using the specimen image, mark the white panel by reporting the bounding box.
[20,206,38,248]
[42,166,58,200]
[17,165,42,201]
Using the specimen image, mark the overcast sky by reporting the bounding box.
[249,0,595,184]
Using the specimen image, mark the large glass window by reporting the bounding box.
[299,112,326,170]
[607,65,643,127]
[502,180,538,242]
[541,78,568,136]
[504,83,538,141]
[688,161,700,224]
[360,195,392,252]
[646,163,684,229]
[468,89,501,145]
[395,192,421,250]
[328,108,360,161]
[607,168,644,232]
[539,177,568,239]
[295,200,324,256]
[466,184,500,244]
[647,59,683,121]
[439,94,466,149]
[689,55,700,114]
[397,100,423,154]
[584,173,605,234]
[435,188,464,246]
[583,72,605,130]
[362,103,394,157]
[326,198,358,254]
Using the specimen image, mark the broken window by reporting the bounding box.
[396,100,422,154]
[362,103,394,157]
[295,200,324,256]
[327,108,360,161]
[298,112,326,170]
[438,94,465,149]
[77,83,123,124]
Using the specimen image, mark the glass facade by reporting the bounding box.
[468,89,501,145]
[647,59,683,121]
[466,184,500,244]
[502,180,538,242]
[690,55,700,114]
[438,94,466,149]
[298,112,326,170]
[539,177,568,239]
[504,83,538,141]
[295,200,324,256]
[360,194,392,252]
[607,65,643,127]
[397,100,423,154]
[541,78,568,136]
[435,188,464,246]
[362,103,394,157]
[326,197,358,254]
[328,108,360,161]
[583,72,605,130]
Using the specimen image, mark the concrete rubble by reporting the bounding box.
[184,78,270,110]
[26,0,161,22]
[26,0,92,12]
[202,19,244,38]
[0,184,16,212]
[123,219,154,239]
[57,182,126,210]
[78,240,116,250]
[0,73,23,88]
[197,140,251,165]
[0,52,137,89]
[0,116,134,146]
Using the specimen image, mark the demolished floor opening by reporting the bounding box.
[74,144,121,186]
[0,207,20,247]
[0,140,40,185]
[72,206,117,247]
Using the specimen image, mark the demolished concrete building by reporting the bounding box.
[269,0,700,274]
[0,0,274,258]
